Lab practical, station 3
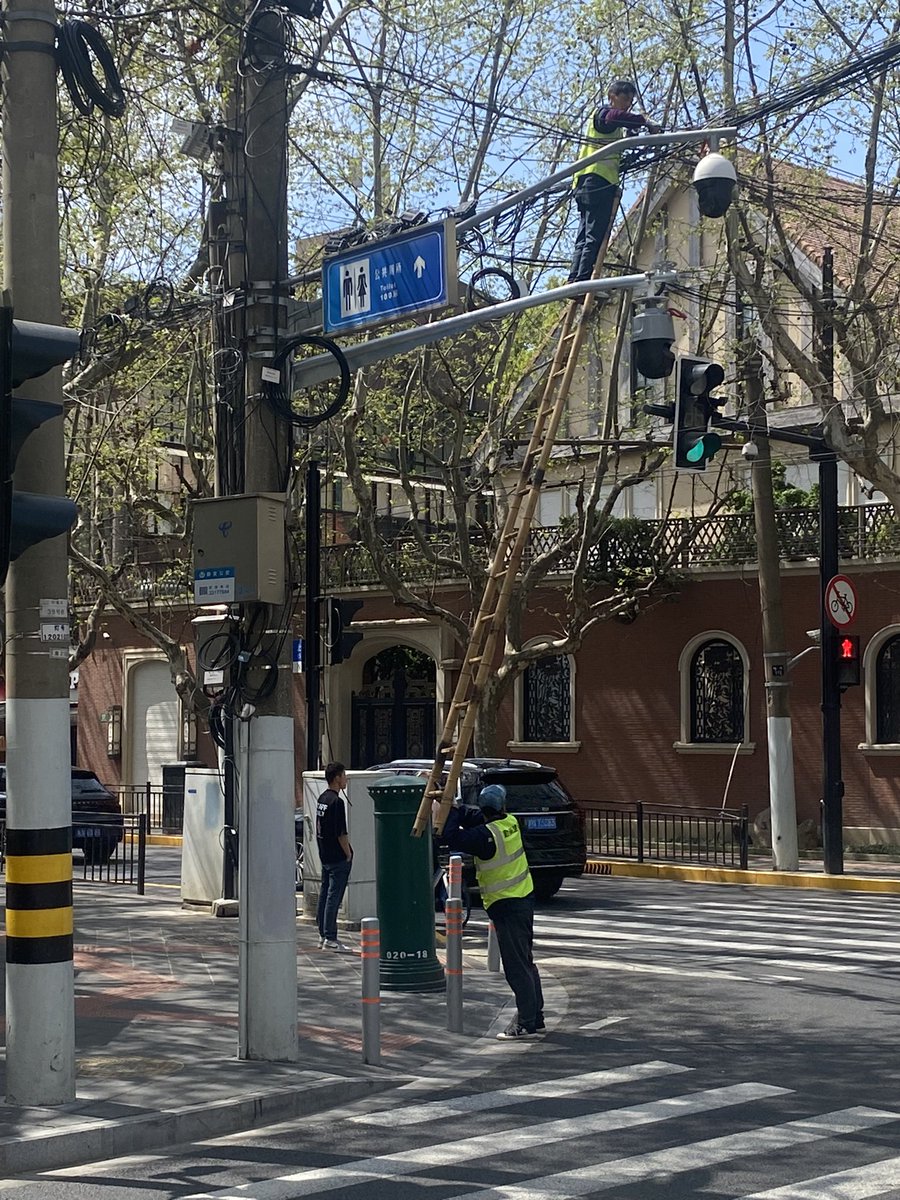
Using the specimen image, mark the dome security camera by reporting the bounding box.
[741,441,759,460]
[692,152,737,218]
[631,298,676,380]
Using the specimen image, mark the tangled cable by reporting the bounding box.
[264,334,351,426]
[57,20,125,119]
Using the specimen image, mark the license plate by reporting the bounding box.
[74,827,103,839]
[525,815,557,831]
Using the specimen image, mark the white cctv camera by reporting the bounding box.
[806,629,821,645]
[741,441,759,460]
[692,153,737,218]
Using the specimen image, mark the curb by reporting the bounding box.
[146,834,182,847]
[0,1074,397,1175]
[584,857,900,893]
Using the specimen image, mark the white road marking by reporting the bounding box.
[739,1154,900,1198]
[449,1107,900,1200]
[184,1082,788,1199]
[580,1015,628,1030]
[349,1058,681,1126]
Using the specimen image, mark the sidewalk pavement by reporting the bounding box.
[0,877,518,1177]
[585,853,900,891]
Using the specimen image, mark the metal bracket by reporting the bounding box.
[1,38,56,53]
[4,10,58,23]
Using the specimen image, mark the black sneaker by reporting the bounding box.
[497,1023,542,1041]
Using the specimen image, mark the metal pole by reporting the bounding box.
[448,854,462,902]
[2,0,75,1104]
[487,919,501,973]
[819,247,843,875]
[305,459,321,771]
[137,813,147,896]
[360,917,381,1065]
[445,898,464,1033]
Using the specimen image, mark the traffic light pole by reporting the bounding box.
[819,247,843,875]
[2,0,75,1103]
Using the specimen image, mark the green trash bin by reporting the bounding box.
[368,775,445,993]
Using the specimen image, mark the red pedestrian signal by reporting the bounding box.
[836,634,861,688]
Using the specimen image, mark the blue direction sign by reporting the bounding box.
[322,219,457,334]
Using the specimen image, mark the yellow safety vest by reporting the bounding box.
[475,813,533,909]
[572,112,624,188]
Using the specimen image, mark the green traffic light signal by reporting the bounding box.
[685,432,723,463]
[674,355,726,471]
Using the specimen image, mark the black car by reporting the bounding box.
[0,767,124,864]
[370,757,587,901]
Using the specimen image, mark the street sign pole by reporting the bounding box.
[818,454,843,875]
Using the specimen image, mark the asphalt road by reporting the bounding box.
[4,874,900,1198]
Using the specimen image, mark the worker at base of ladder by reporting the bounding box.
[567,79,662,284]
[434,784,545,1041]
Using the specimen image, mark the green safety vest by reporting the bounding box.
[572,113,624,188]
[475,813,533,909]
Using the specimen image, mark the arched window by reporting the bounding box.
[509,648,579,751]
[690,639,745,744]
[522,655,571,743]
[876,635,900,745]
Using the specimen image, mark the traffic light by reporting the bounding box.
[326,597,363,665]
[674,355,726,471]
[0,307,81,587]
[836,634,861,689]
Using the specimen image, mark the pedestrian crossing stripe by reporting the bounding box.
[740,1154,900,1198]
[350,1060,690,1126]
[449,1106,899,1200]
[186,1081,787,1198]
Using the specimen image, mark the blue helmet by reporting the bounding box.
[478,784,507,811]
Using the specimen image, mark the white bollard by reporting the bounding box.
[360,917,381,1065]
[445,897,464,1032]
[448,854,462,902]
[487,917,501,972]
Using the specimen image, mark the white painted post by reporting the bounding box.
[445,898,463,1033]
[448,854,462,902]
[487,918,501,972]
[361,917,381,1064]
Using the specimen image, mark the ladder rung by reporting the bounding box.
[467,656,483,665]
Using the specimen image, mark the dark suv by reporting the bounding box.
[0,767,124,864]
[371,758,587,901]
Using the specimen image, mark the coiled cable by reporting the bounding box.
[57,20,125,118]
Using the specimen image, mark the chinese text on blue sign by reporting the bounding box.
[322,219,457,335]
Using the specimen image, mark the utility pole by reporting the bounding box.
[2,0,75,1102]
[746,347,798,870]
[819,247,843,874]
[304,459,321,771]
[234,3,298,1061]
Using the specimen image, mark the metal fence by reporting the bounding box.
[0,812,147,892]
[583,801,749,869]
[114,783,184,834]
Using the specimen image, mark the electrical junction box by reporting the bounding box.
[192,493,286,607]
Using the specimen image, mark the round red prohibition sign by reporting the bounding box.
[825,573,858,629]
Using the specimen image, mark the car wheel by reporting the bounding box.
[532,872,564,902]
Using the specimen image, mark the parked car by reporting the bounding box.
[369,758,587,901]
[0,767,124,865]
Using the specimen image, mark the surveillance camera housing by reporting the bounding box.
[631,299,676,380]
[806,629,821,645]
[692,153,737,218]
[741,441,759,460]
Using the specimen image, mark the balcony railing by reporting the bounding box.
[73,503,900,602]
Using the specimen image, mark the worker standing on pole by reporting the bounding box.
[436,784,544,1040]
[567,80,662,283]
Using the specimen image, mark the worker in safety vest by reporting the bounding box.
[567,80,662,283]
[437,783,545,1040]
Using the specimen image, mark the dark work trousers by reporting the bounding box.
[317,857,352,942]
[489,893,544,1029]
[568,178,619,282]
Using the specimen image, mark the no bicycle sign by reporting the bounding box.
[825,574,858,629]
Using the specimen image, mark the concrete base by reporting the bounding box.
[212,898,240,918]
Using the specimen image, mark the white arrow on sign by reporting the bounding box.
[413,254,426,278]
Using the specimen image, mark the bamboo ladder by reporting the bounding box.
[412,246,612,837]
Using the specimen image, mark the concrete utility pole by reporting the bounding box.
[746,348,799,870]
[234,6,298,1061]
[2,0,76,1103]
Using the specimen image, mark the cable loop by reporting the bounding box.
[57,20,125,119]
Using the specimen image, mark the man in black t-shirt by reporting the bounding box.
[315,762,353,951]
